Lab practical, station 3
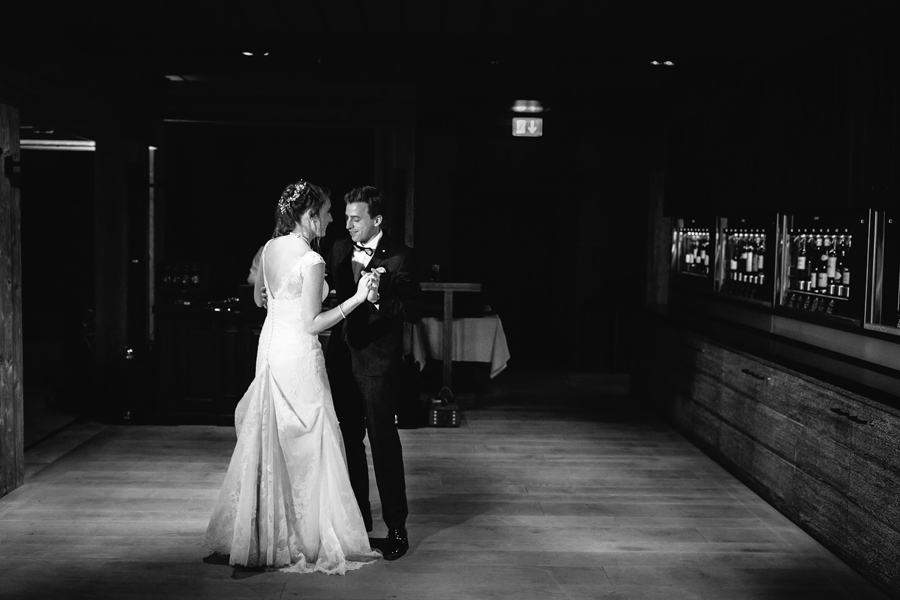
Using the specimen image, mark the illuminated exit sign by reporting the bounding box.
[512,117,543,137]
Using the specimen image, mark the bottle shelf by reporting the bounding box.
[783,290,852,318]
[678,269,710,278]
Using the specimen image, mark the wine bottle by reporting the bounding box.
[834,235,845,287]
[816,251,829,290]
[755,233,765,272]
[728,233,739,277]
[841,235,851,287]
[684,233,695,271]
[796,234,808,270]
[794,231,809,290]
[826,232,837,282]
[743,233,755,274]
[813,233,825,290]
[819,231,829,264]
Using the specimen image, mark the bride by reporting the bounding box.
[205,179,381,574]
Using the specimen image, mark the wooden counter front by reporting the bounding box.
[634,315,900,599]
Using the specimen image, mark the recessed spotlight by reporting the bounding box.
[651,60,660,65]
[242,51,254,57]
[663,60,674,66]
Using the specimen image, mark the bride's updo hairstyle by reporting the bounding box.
[272,179,330,237]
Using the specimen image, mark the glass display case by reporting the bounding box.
[672,218,714,292]
[716,217,775,305]
[776,213,867,323]
[865,209,900,335]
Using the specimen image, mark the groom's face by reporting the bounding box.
[345,201,381,245]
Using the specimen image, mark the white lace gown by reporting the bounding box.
[205,240,379,574]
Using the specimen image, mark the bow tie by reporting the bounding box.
[353,243,374,256]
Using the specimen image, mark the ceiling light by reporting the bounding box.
[242,51,254,57]
[512,100,543,113]
[663,60,674,66]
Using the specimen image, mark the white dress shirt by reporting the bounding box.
[352,230,382,307]
[352,230,382,270]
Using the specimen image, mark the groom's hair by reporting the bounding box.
[344,186,384,220]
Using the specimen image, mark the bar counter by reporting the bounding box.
[633,305,900,599]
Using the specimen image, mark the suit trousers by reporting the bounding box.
[329,345,408,532]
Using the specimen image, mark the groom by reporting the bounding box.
[325,185,422,561]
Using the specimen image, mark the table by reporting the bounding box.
[418,282,481,390]
[406,315,511,382]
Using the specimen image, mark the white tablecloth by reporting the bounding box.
[405,315,511,378]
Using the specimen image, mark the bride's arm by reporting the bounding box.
[301,262,370,335]
[252,249,266,308]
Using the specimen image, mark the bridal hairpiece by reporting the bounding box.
[278,180,308,214]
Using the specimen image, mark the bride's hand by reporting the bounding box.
[354,272,375,301]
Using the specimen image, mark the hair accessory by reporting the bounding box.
[278,180,308,214]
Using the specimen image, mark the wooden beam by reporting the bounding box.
[0,102,24,498]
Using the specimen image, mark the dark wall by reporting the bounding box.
[664,18,900,217]
[157,102,651,373]
[160,123,376,300]
[414,96,650,371]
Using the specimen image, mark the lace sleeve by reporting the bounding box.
[300,251,327,302]
[300,251,325,271]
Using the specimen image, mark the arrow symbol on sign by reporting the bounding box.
[528,120,537,133]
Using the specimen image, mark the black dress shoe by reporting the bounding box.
[380,527,409,561]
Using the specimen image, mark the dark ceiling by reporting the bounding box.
[4,0,895,137]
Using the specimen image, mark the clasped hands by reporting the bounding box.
[257,266,385,308]
[357,267,385,303]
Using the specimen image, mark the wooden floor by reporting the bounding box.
[2,369,891,600]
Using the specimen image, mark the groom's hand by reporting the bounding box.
[366,267,385,303]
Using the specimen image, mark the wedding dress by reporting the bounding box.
[205,236,379,574]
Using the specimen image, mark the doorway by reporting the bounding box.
[20,134,97,447]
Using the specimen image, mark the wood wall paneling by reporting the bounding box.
[0,102,23,498]
[792,467,849,551]
[718,420,797,510]
[845,493,900,595]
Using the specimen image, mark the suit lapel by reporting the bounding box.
[366,232,391,272]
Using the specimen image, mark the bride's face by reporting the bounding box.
[315,197,333,237]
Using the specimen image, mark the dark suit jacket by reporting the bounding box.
[325,233,422,376]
